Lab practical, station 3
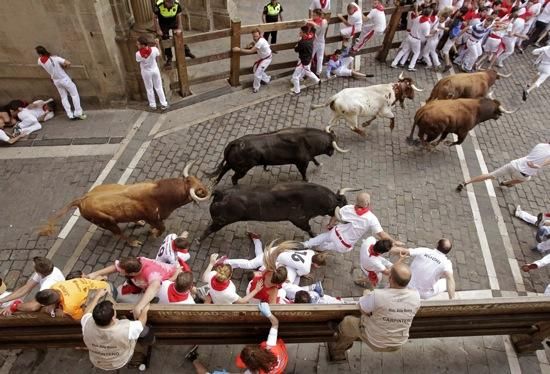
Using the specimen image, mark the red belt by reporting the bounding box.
[253,54,272,70]
[334,228,352,248]
[489,33,502,39]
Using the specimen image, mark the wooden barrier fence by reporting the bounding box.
[1,297,549,355]
[165,4,413,97]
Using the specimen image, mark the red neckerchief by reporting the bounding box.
[313,17,323,25]
[519,12,533,20]
[368,244,379,257]
[375,4,384,11]
[430,15,436,22]
[420,15,431,23]
[139,47,152,58]
[354,206,370,216]
[167,283,190,302]
[303,32,315,41]
[39,56,49,64]
[211,276,230,291]
[320,0,328,8]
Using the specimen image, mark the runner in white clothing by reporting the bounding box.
[309,0,331,17]
[303,192,402,253]
[136,35,168,111]
[522,253,550,295]
[391,239,456,299]
[155,230,191,271]
[307,9,329,76]
[523,44,550,100]
[514,206,550,254]
[355,236,394,288]
[339,3,363,46]
[352,0,387,53]
[233,28,272,93]
[35,45,86,120]
[457,143,550,190]
[391,8,432,71]
[0,257,65,315]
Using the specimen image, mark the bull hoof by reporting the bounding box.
[406,136,419,146]
[443,140,454,146]
[129,239,143,247]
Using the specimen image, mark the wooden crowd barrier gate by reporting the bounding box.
[161,5,413,97]
[0,297,549,355]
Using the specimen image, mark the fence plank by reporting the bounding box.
[174,31,192,97]
[185,29,231,44]
[186,51,232,66]
[229,18,242,87]
[376,2,405,62]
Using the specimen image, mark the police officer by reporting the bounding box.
[153,0,195,69]
[262,0,283,45]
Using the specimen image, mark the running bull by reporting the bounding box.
[427,70,511,101]
[207,127,349,185]
[39,161,210,247]
[310,72,423,137]
[198,182,359,241]
[407,98,517,148]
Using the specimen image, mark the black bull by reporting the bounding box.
[198,182,359,241]
[207,127,349,185]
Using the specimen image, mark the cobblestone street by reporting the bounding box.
[0,32,549,374]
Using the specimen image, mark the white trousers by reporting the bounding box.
[291,62,320,94]
[53,77,82,118]
[225,238,264,270]
[334,56,354,77]
[534,63,550,88]
[353,28,376,52]
[253,57,272,91]
[417,278,447,299]
[312,41,325,76]
[496,36,517,65]
[17,110,42,134]
[421,37,441,67]
[462,38,483,71]
[392,35,422,69]
[516,207,550,252]
[141,69,167,108]
[303,229,351,253]
[483,36,502,53]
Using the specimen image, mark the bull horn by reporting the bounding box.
[332,140,349,153]
[337,187,362,195]
[334,206,343,221]
[498,105,519,114]
[190,187,210,203]
[496,72,512,78]
[398,72,404,80]
[183,160,196,178]
[411,84,424,92]
[325,125,333,133]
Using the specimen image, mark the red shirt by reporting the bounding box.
[115,257,177,289]
[235,339,288,374]
[249,272,281,303]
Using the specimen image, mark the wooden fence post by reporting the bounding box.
[376,2,404,63]
[174,31,192,97]
[229,18,241,87]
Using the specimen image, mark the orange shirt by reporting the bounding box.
[51,279,109,320]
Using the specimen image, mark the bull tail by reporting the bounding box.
[38,198,82,236]
[205,159,227,179]
[406,121,418,144]
[310,97,336,111]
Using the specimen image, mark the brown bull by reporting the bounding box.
[427,70,511,101]
[39,161,210,247]
[407,98,516,148]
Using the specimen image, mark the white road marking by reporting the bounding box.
[0,144,118,159]
[47,111,149,260]
[503,336,523,374]
[148,113,167,137]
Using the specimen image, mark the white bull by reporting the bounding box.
[311,73,423,137]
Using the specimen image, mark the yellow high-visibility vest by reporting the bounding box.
[157,0,179,18]
[266,3,281,16]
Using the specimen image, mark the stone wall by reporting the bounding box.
[0,0,129,107]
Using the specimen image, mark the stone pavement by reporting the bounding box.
[1,18,550,374]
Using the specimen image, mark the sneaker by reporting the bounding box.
[149,106,157,111]
[75,114,87,120]
[160,105,169,111]
[313,281,324,297]
[185,345,199,362]
[522,89,528,101]
[407,67,416,72]
[289,90,300,96]
[515,205,521,218]
[456,183,465,192]
[12,125,21,136]
[252,88,259,93]
[390,64,398,69]
[535,213,544,227]
[496,62,504,68]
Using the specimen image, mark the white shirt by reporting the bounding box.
[538,2,550,23]
[336,205,383,246]
[534,253,550,268]
[309,0,331,11]
[31,267,65,290]
[313,19,329,43]
[135,47,161,72]
[277,250,315,276]
[205,271,240,304]
[0,129,9,143]
[359,236,392,282]
[408,248,453,295]
[534,46,550,65]
[348,8,363,32]
[507,17,525,39]
[157,280,195,305]
[255,38,272,59]
[510,143,550,176]
[439,0,453,9]
[156,233,190,265]
[410,16,431,41]
[38,56,71,82]
[81,313,143,340]
[366,8,387,33]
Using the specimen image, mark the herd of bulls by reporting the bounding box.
[40,70,518,247]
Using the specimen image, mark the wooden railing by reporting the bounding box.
[166,4,413,97]
[1,297,549,355]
